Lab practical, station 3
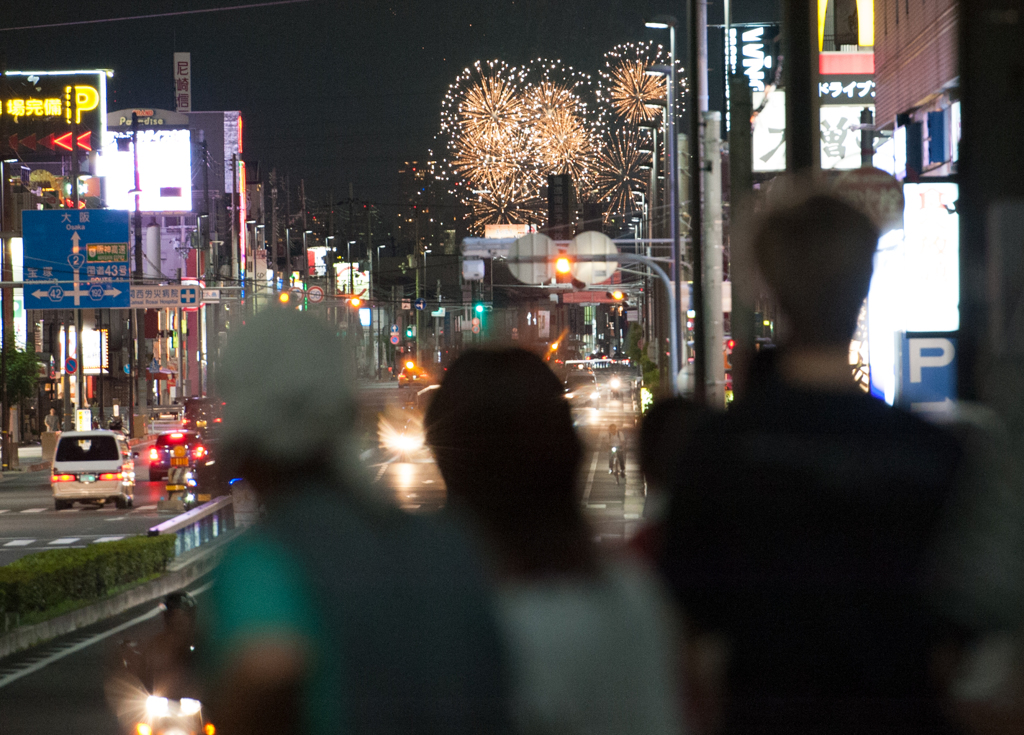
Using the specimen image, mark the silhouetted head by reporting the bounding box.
[639,397,702,495]
[425,348,593,577]
[216,308,357,494]
[754,194,880,348]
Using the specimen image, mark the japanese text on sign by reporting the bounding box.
[173,53,192,113]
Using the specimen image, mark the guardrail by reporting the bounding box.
[148,495,235,556]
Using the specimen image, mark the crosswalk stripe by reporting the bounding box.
[0,509,8,515]
[48,538,80,545]
[135,505,157,511]
[3,539,33,547]
[20,508,45,513]
[93,536,124,543]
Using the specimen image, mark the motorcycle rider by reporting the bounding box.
[607,423,626,475]
[138,591,200,699]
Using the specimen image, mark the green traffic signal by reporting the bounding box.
[474,304,484,314]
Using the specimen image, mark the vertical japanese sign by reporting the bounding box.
[173,53,191,113]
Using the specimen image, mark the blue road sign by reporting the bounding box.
[22,210,131,310]
[123,364,131,375]
[897,331,957,413]
[390,333,400,345]
[390,324,399,334]
[65,357,78,374]
[414,298,427,311]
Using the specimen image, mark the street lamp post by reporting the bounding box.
[645,15,684,389]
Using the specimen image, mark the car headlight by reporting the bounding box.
[146,696,169,716]
[610,377,621,389]
[179,698,202,715]
[564,392,575,399]
[592,391,601,398]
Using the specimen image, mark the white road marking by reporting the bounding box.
[423,480,434,484]
[0,509,8,515]
[48,538,80,545]
[374,465,388,483]
[400,504,421,510]
[3,539,33,547]
[20,508,45,514]
[624,513,640,520]
[0,581,213,690]
[93,536,124,543]
[586,503,607,509]
[135,505,157,511]
[104,517,127,522]
[582,451,599,503]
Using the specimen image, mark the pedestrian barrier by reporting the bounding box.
[148,495,235,557]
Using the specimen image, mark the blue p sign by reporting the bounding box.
[898,332,957,413]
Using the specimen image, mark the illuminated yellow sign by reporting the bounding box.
[856,0,874,47]
[1,86,98,123]
[66,85,99,124]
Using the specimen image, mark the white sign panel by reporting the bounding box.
[334,262,369,296]
[867,183,960,404]
[537,310,551,340]
[751,91,873,172]
[173,52,191,113]
[130,284,201,309]
[101,128,193,212]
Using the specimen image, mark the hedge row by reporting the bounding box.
[0,535,176,617]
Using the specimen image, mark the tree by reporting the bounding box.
[626,323,660,392]
[3,342,42,404]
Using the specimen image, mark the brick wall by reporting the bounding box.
[874,0,959,124]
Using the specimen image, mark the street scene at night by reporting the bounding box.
[1,1,1024,734]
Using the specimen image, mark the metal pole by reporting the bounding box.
[728,76,756,399]
[132,112,147,434]
[703,111,725,407]
[689,0,707,403]
[784,0,820,171]
[668,25,684,391]
[860,108,874,168]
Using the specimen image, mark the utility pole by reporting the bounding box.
[702,111,725,407]
[132,112,147,433]
[72,102,84,423]
[201,131,212,396]
[728,77,756,399]
[784,0,820,172]
[689,0,710,403]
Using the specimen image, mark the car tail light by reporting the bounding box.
[214,417,222,423]
[192,445,206,459]
[149,448,159,461]
[98,472,122,481]
[51,473,75,482]
[169,432,185,440]
[182,418,190,425]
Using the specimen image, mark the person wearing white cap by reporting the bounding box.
[204,307,514,735]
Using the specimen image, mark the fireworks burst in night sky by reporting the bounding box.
[593,127,651,218]
[440,49,687,231]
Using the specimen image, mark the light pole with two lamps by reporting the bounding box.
[645,14,684,388]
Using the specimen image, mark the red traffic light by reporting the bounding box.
[726,338,736,351]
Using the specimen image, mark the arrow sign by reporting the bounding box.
[53,131,73,151]
[76,131,92,152]
[39,133,55,151]
[21,134,36,151]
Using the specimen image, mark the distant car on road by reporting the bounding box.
[182,396,224,436]
[397,363,431,388]
[148,431,206,481]
[564,371,601,408]
[51,430,135,510]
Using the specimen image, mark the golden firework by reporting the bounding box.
[594,128,651,217]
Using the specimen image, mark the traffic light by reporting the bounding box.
[474,303,484,314]
[405,325,416,338]
[555,256,572,284]
[725,337,735,370]
[610,290,624,301]
[278,292,290,304]
[349,297,362,307]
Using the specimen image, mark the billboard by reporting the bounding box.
[101,128,193,212]
[1,70,108,159]
[866,183,960,404]
[752,91,879,171]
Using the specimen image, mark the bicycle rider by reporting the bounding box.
[607,423,626,475]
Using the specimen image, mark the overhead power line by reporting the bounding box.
[0,0,314,32]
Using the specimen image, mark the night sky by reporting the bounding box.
[3,0,780,207]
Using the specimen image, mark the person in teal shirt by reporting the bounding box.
[204,308,514,735]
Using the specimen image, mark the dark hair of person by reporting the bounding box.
[638,397,701,492]
[753,194,880,347]
[425,348,595,578]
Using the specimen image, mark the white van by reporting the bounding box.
[51,430,135,510]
